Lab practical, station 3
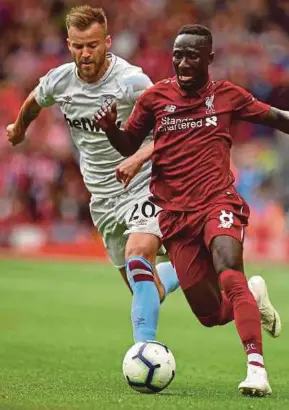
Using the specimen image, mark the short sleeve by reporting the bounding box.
[123,72,153,103]
[124,88,155,140]
[230,83,271,121]
[34,69,56,107]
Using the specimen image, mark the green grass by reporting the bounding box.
[0,258,288,410]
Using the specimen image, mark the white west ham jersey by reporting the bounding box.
[34,53,153,198]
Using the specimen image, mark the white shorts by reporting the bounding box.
[89,186,163,268]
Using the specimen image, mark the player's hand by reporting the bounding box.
[94,101,117,131]
[116,155,144,188]
[6,123,25,146]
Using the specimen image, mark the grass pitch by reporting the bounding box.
[0,258,288,410]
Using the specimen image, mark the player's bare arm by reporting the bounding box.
[257,107,289,133]
[94,101,144,156]
[116,141,154,188]
[6,91,42,146]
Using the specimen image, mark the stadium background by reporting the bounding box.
[0,2,289,410]
[1,0,289,261]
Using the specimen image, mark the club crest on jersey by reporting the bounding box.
[164,104,176,113]
[100,94,116,106]
[205,94,215,114]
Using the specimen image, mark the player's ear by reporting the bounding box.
[105,35,112,50]
[208,52,214,65]
[67,38,72,52]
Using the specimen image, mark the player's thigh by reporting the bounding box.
[164,234,213,290]
[122,195,163,243]
[204,207,246,274]
[125,232,160,264]
[210,236,244,275]
[118,192,166,257]
[166,237,222,316]
[90,196,128,269]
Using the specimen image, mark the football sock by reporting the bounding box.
[217,290,234,325]
[247,353,264,367]
[156,262,179,297]
[126,256,160,343]
[219,269,263,360]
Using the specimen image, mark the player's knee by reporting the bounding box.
[215,259,241,275]
[126,246,151,261]
[211,245,242,275]
[126,256,154,284]
[197,314,219,328]
[125,233,160,264]
[219,269,247,299]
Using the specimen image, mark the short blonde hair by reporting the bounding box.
[65,5,107,33]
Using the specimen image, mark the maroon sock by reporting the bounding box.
[217,290,234,325]
[219,269,263,356]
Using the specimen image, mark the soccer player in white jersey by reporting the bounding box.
[6,5,179,343]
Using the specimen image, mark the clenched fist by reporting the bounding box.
[116,155,144,188]
[94,101,118,131]
[6,123,25,146]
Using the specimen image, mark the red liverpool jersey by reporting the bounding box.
[125,77,271,211]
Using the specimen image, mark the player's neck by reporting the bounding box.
[179,75,210,96]
[189,77,210,95]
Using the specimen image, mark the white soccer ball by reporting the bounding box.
[122,341,176,394]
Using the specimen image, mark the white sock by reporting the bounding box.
[248,353,264,366]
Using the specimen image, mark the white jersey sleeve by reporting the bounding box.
[34,69,57,107]
[123,72,153,103]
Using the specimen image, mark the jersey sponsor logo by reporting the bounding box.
[164,104,176,113]
[64,114,121,132]
[205,94,215,114]
[218,210,234,229]
[158,115,218,132]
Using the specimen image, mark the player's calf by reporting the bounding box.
[156,261,179,302]
[125,233,166,300]
[125,233,179,302]
[126,256,160,342]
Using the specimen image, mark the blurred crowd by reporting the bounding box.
[1,0,289,245]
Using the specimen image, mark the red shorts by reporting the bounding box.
[158,189,249,290]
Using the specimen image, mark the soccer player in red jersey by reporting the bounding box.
[94,24,285,396]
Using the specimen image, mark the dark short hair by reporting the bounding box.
[177,24,212,48]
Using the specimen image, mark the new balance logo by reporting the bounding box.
[63,95,73,104]
[205,116,217,127]
[164,104,176,113]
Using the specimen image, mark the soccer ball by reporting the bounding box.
[122,341,176,394]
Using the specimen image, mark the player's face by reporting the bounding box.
[67,22,111,83]
[173,34,214,91]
